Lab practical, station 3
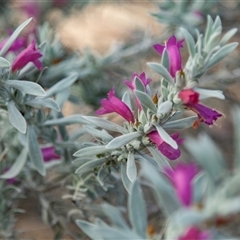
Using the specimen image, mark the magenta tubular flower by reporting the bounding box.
[165,163,198,207]
[179,226,210,240]
[154,36,184,78]
[96,89,134,123]
[178,89,222,126]
[147,131,183,160]
[41,146,61,162]
[124,72,152,109]
[124,72,152,91]
[12,40,43,72]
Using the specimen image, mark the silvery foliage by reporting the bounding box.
[74,16,239,238]
[0,18,78,177]
[35,22,156,108]
[69,16,237,191]
[152,0,214,35]
[76,117,240,239]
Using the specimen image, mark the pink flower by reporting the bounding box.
[178,89,222,126]
[124,72,152,109]
[165,163,198,206]
[179,226,210,240]
[147,131,183,160]
[41,146,61,162]
[124,72,151,91]
[154,36,184,78]
[96,89,134,123]
[12,40,43,72]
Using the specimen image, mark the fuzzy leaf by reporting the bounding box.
[219,28,238,46]
[134,90,157,113]
[128,180,147,238]
[73,146,108,157]
[0,18,32,56]
[105,132,141,150]
[120,162,132,193]
[155,125,178,149]
[141,161,180,216]
[75,158,106,175]
[45,73,78,97]
[180,28,196,58]
[161,48,169,70]
[7,101,27,134]
[43,115,89,126]
[147,62,174,86]
[26,97,60,111]
[0,147,28,179]
[6,80,46,96]
[206,42,238,70]
[83,125,113,141]
[185,134,226,183]
[81,116,127,133]
[147,146,171,170]
[102,204,128,229]
[126,152,137,183]
[163,116,197,129]
[27,125,46,176]
[231,106,240,169]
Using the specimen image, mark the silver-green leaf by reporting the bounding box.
[0,147,28,179]
[7,101,27,134]
[27,125,46,176]
[147,62,174,86]
[105,132,141,150]
[0,18,32,56]
[6,80,46,96]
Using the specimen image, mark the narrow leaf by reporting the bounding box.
[231,106,240,169]
[27,125,46,176]
[43,115,89,126]
[6,80,46,96]
[163,116,197,129]
[155,125,178,149]
[147,146,171,170]
[0,147,28,179]
[102,204,128,229]
[120,162,132,193]
[161,48,169,70]
[185,134,226,183]
[134,90,157,113]
[128,180,147,238]
[75,158,106,175]
[26,97,60,111]
[106,132,141,150]
[219,28,238,46]
[147,62,174,86]
[126,152,137,183]
[81,116,128,133]
[0,18,32,56]
[7,101,27,134]
[83,125,113,141]
[45,73,78,97]
[180,28,196,58]
[141,161,180,216]
[73,146,108,157]
[206,42,238,70]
